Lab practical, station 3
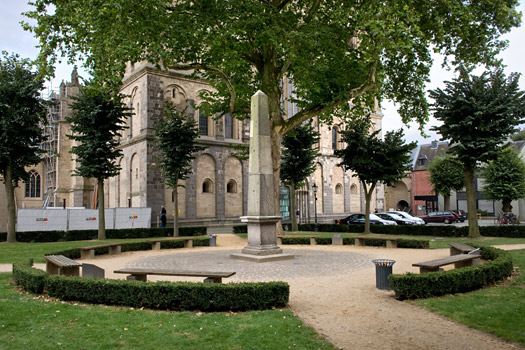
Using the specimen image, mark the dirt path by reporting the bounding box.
[2,235,523,350]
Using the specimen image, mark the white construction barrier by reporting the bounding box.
[17,208,152,232]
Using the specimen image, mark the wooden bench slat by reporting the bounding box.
[114,268,235,278]
[79,243,122,250]
[354,236,398,241]
[45,255,81,267]
[413,254,481,273]
[147,237,195,250]
[354,236,398,248]
[45,255,81,276]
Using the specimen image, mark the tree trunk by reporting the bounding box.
[173,176,179,237]
[363,181,376,235]
[5,159,17,243]
[443,195,450,211]
[289,182,298,231]
[97,179,106,240]
[463,166,480,238]
[502,199,512,213]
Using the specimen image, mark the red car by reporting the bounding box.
[420,211,458,224]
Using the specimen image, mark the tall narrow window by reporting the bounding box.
[199,109,208,135]
[25,171,41,198]
[225,113,233,138]
[332,126,339,150]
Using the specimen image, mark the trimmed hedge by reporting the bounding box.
[233,225,248,234]
[293,223,525,238]
[279,236,429,249]
[12,259,289,311]
[0,226,208,243]
[389,246,514,300]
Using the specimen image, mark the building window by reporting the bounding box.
[225,113,233,138]
[226,180,237,193]
[199,109,208,135]
[202,179,214,193]
[350,184,358,195]
[335,183,343,195]
[332,126,340,150]
[25,171,41,198]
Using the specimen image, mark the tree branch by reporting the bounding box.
[169,63,237,114]
[280,60,378,135]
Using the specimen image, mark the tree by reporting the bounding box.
[280,123,320,231]
[0,52,48,243]
[335,116,415,234]
[510,128,525,141]
[67,84,130,240]
[428,155,464,211]
[481,146,525,213]
[26,0,522,217]
[430,69,525,238]
[155,104,204,236]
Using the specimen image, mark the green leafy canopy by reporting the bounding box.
[25,0,522,135]
[428,155,464,197]
[481,146,525,203]
[66,84,130,180]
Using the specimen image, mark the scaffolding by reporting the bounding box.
[41,91,60,208]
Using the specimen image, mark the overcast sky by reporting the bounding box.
[2,1,524,145]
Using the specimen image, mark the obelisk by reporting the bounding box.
[231,91,294,262]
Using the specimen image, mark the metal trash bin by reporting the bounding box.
[372,259,395,290]
[209,235,217,247]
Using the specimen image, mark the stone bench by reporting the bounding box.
[412,254,481,273]
[449,243,480,256]
[44,255,81,276]
[113,268,236,283]
[147,237,195,250]
[79,243,122,259]
[276,235,319,245]
[354,236,398,248]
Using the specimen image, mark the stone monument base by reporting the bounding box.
[230,215,295,262]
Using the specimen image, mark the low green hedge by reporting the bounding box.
[293,223,525,238]
[389,246,514,300]
[12,259,289,312]
[0,226,208,243]
[279,236,429,249]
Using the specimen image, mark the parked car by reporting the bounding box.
[377,212,416,225]
[391,211,426,225]
[450,209,467,222]
[420,211,458,224]
[338,213,397,225]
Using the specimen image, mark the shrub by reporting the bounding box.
[12,258,289,312]
[0,226,208,242]
[389,246,513,300]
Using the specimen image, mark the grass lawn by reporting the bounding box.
[0,273,335,349]
[414,249,525,346]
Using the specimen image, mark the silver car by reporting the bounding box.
[390,211,426,225]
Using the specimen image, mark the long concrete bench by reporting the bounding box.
[79,243,122,259]
[113,268,235,283]
[412,254,481,273]
[147,237,195,250]
[276,235,319,245]
[354,236,398,248]
[44,255,81,276]
[449,242,480,256]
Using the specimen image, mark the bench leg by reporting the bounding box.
[46,262,59,275]
[126,274,147,282]
[80,249,95,259]
[204,277,222,283]
[276,237,282,245]
[454,258,480,269]
[59,266,80,277]
[108,246,121,255]
[309,238,317,245]
[184,240,193,248]
[355,238,365,247]
[386,240,397,249]
[151,242,161,250]
[420,267,443,273]
[450,247,462,256]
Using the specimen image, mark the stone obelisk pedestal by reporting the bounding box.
[231,91,294,262]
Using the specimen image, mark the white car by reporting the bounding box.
[390,211,426,225]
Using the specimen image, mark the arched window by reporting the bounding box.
[202,179,214,193]
[226,180,237,193]
[224,113,233,139]
[25,171,41,198]
[335,183,343,195]
[350,184,358,195]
